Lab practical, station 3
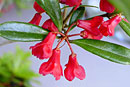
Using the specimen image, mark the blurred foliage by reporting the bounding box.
[0,0,34,14]
[0,46,39,87]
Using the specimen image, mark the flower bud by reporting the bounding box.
[64,54,86,81]
[29,13,42,25]
[77,16,103,36]
[100,0,115,13]
[42,19,58,32]
[99,15,122,36]
[80,30,103,40]
[39,49,63,80]
[60,0,82,10]
[34,1,45,13]
[30,32,56,59]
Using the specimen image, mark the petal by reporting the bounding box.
[74,65,86,80]
[64,67,75,81]
[51,64,63,80]
[29,13,42,25]
[100,0,115,13]
[34,1,45,13]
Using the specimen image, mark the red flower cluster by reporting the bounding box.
[77,15,122,39]
[29,0,124,81]
[29,1,45,25]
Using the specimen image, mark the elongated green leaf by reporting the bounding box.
[36,0,63,31]
[69,7,85,26]
[71,39,130,65]
[119,20,130,37]
[0,22,49,42]
[109,0,130,21]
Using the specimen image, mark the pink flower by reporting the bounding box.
[64,54,86,81]
[34,1,45,13]
[77,16,103,36]
[29,13,42,25]
[30,32,56,59]
[42,19,58,32]
[99,15,122,36]
[80,30,103,40]
[39,49,63,80]
[100,0,115,13]
[60,0,82,10]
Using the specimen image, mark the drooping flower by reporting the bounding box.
[42,19,58,32]
[60,0,82,10]
[80,30,103,40]
[29,13,42,25]
[100,0,115,13]
[77,16,103,36]
[99,15,122,36]
[64,54,86,81]
[34,1,45,13]
[30,32,56,59]
[39,49,63,80]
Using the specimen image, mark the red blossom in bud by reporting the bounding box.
[99,15,122,36]
[42,19,58,32]
[39,49,63,80]
[29,13,42,25]
[80,30,103,40]
[60,0,82,10]
[60,0,66,4]
[64,54,86,81]
[77,16,104,36]
[34,1,45,13]
[30,32,56,59]
[100,0,115,13]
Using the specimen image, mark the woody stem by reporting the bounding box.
[56,37,67,49]
[63,8,75,26]
[68,33,81,37]
[65,22,77,35]
[66,39,74,54]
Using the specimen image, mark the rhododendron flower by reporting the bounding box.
[77,16,103,36]
[99,15,122,36]
[64,54,86,81]
[29,13,42,25]
[80,30,103,40]
[100,0,115,13]
[30,32,56,59]
[34,1,45,13]
[39,49,63,80]
[42,19,58,32]
[60,0,82,10]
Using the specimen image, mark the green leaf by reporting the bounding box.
[71,39,130,65]
[0,21,49,42]
[36,0,63,31]
[119,20,130,37]
[109,0,130,21]
[69,7,85,27]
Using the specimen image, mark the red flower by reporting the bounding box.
[30,32,56,59]
[64,54,86,81]
[99,15,122,36]
[29,13,42,25]
[80,30,103,40]
[60,0,82,10]
[60,0,66,4]
[39,49,63,80]
[42,19,58,32]
[34,1,45,13]
[100,0,115,13]
[77,16,103,36]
